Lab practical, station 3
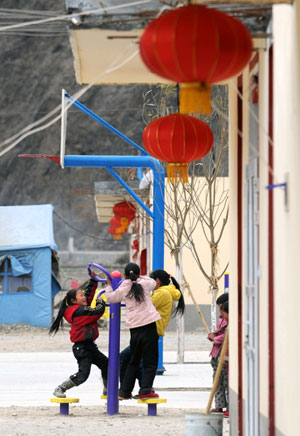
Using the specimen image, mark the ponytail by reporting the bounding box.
[124,262,145,303]
[150,269,185,317]
[170,276,185,317]
[49,288,77,335]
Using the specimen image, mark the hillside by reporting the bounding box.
[0,0,166,252]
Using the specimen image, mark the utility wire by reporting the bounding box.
[0,0,153,32]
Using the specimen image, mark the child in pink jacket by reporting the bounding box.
[105,262,161,400]
[207,293,228,412]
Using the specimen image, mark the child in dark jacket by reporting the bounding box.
[49,270,107,398]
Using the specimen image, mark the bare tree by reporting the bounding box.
[141,85,229,361]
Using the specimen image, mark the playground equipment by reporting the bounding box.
[88,263,123,416]
[138,398,167,416]
[50,397,79,415]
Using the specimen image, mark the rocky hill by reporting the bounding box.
[0,0,169,252]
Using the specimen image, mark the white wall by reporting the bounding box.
[163,177,229,306]
[273,3,300,435]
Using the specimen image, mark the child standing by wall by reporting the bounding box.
[221,300,229,417]
[105,262,161,400]
[49,270,108,398]
[207,293,229,413]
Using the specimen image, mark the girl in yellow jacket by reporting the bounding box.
[149,269,185,336]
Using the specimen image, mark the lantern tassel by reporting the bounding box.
[180,83,212,115]
[113,235,123,240]
[167,163,188,183]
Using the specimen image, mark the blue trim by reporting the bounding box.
[265,183,286,190]
[65,93,147,155]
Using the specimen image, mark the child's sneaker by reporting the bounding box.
[118,394,132,400]
[139,392,159,400]
[224,410,229,418]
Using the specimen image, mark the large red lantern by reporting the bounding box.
[143,113,213,183]
[113,202,136,221]
[140,5,253,114]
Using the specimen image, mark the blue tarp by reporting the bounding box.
[0,204,57,250]
[0,205,60,327]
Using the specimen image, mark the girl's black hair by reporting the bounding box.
[221,301,229,313]
[124,262,145,303]
[150,269,185,317]
[49,288,78,335]
[216,293,229,305]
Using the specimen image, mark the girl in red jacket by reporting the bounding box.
[49,271,107,398]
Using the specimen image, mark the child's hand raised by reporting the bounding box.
[89,269,97,279]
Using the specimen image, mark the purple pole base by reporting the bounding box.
[148,403,157,416]
[60,403,69,415]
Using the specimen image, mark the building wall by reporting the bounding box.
[258,43,271,433]
[228,4,300,435]
[273,4,300,436]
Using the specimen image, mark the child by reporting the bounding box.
[150,269,185,336]
[207,293,228,413]
[49,270,108,398]
[221,300,229,417]
[119,269,185,390]
[105,262,161,400]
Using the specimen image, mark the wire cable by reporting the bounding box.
[0,43,139,157]
[0,0,153,32]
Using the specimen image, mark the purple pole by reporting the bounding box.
[107,274,123,415]
[60,403,69,415]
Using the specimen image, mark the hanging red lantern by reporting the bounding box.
[108,226,123,240]
[113,202,136,222]
[142,113,213,183]
[139,5,253,114]
[108,216,128,240]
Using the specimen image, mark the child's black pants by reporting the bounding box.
[70,341,108,386]
[120,322,158,396]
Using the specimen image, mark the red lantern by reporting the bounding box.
[113,202,136,222]
[108,226,123,240]
[140,5,253,114]
[108,216,128,240]
[143,113,213,182]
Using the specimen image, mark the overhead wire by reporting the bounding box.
[0,42,139,157]
[0,0,153,32]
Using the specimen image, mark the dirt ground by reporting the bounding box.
[0,405,192,436]
[0,325,228,436]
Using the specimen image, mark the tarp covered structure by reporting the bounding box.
[0,204,61,327]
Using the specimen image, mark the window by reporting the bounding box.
[0,258,32,295]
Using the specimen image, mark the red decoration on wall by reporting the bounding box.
[140,248,147,275]
[131,239,140,262]
[142,113,213,182]
[139,5,253,114]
